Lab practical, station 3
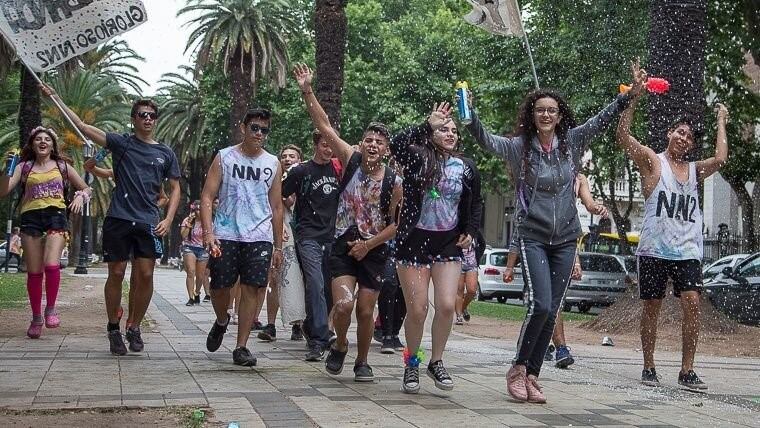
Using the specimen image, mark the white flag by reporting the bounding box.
[0,0,147,72]
[464,0,524,37]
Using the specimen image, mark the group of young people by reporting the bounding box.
[1,58,728,402]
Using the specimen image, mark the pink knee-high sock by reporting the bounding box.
[27,272,44,317]
[44,265,61,311]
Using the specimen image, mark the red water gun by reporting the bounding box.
[619,77,670,95]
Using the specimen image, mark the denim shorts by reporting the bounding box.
[182,245,209,262]
[19,206,67,237]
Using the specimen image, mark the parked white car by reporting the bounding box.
[477,247,524,303]
[703,254,749,282]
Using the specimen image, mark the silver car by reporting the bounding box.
[477,247,524,303]
[565,252,632,313]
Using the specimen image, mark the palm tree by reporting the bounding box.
[179,0,297,145]
[61,39,148,95]
[314,0,348,128]
[155,66,210,199]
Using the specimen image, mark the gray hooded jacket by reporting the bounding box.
[466,94,631,245]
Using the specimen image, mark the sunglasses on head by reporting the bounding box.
[249,124,270,135]
[136,111,158,120]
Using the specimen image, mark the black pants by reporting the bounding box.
[0,253,21,269]
[378,258,406,337]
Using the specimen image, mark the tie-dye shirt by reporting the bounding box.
[213,146,279,243]
[415,156,464,231]
[20,168,66,214]
[335,167,401,239]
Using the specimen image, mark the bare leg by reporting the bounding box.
[551,313,566,346]
[355,288,380,364]
[194,259,208,297]
[105,261,128,324]
[330,276,358,353]
[236,284,259,348]
[396,263,431,354]
[430,262,462,362]
[266,269,280,325]
[679,291,701,373]
[455,273,465,317]
[129,257,156,327]
[211,287,231,323]
[641,298,663,369]
[461,271,478,314]
[183,252,197,300]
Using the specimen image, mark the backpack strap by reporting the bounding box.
[15,161,34,211]
[380,166,397,226]
[56,160,71,206]
[337,152,363,195]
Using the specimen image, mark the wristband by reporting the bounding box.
[74,190,90,204]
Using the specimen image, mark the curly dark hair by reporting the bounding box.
[512,89,577,142]
[20,127,71,164]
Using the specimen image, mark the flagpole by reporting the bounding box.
[515,1,540,89]
[0,32,93,148]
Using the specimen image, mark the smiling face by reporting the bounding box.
[432,119,459,152]
[280,148,301,169]
[31,131,55,159]
[532,96,562,135]
[666,123,695,159]
[314,137,333,163]
[360,131,389,165]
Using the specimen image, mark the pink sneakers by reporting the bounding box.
[27,321,43,339]
[526,375,546,403]
[506,364,528,401]
[44,308,60,329]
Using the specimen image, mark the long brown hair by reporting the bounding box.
[21,127,72,164]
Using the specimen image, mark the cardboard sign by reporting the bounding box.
[0,0,147,72]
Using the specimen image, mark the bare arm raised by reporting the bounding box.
[293,64,353,167]
[696,104,728,181]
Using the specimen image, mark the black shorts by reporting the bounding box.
[19,207,67,237]
[394,228,462,266]
[102,217,163,262]
[329,228,389,292]
[638,256,702,300]
[209,240,272,289]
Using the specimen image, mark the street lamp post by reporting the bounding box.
[74,144,95,274]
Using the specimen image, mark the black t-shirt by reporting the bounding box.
[282,160,340,243]
[106,133,181,225]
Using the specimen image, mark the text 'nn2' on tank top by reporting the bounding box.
[637,153,703,261]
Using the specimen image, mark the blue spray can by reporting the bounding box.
[94,148,109,164]
[5,149,19,176]
[456,81,472,125]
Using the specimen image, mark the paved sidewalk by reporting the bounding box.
[0,268,758,427]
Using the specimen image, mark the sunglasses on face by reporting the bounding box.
[136,111,158,120]
[249,124,270,135]
[534,107,560,116]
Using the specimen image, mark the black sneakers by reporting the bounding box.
[427,360,454,391]
[258,323,276,342]
[251,320,263,331]
[392,336,405,351]
[380,338,396,354]
[203,295,211,302]
[678,370,708,391]
[232,346,257,366]
[325,346,348,375]
[641,368,660,387]
[125,327,144,352]
[544,344,555,361]
[462,309,471,322]
[194,295,200,305]
[206,317,229,352]
[353,362,374,382]
[108,330,127,356]
[402,366,420,394]
[305,344,325,362]
[185,298,194,306]
[291,324,304,341]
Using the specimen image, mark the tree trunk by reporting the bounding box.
[646,0,707,157]
[314,0,348,128]
[18,67,41,147]
[723,171,757,251]
[228,47,254,145]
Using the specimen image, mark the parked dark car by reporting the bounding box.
[702,252,760,326]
